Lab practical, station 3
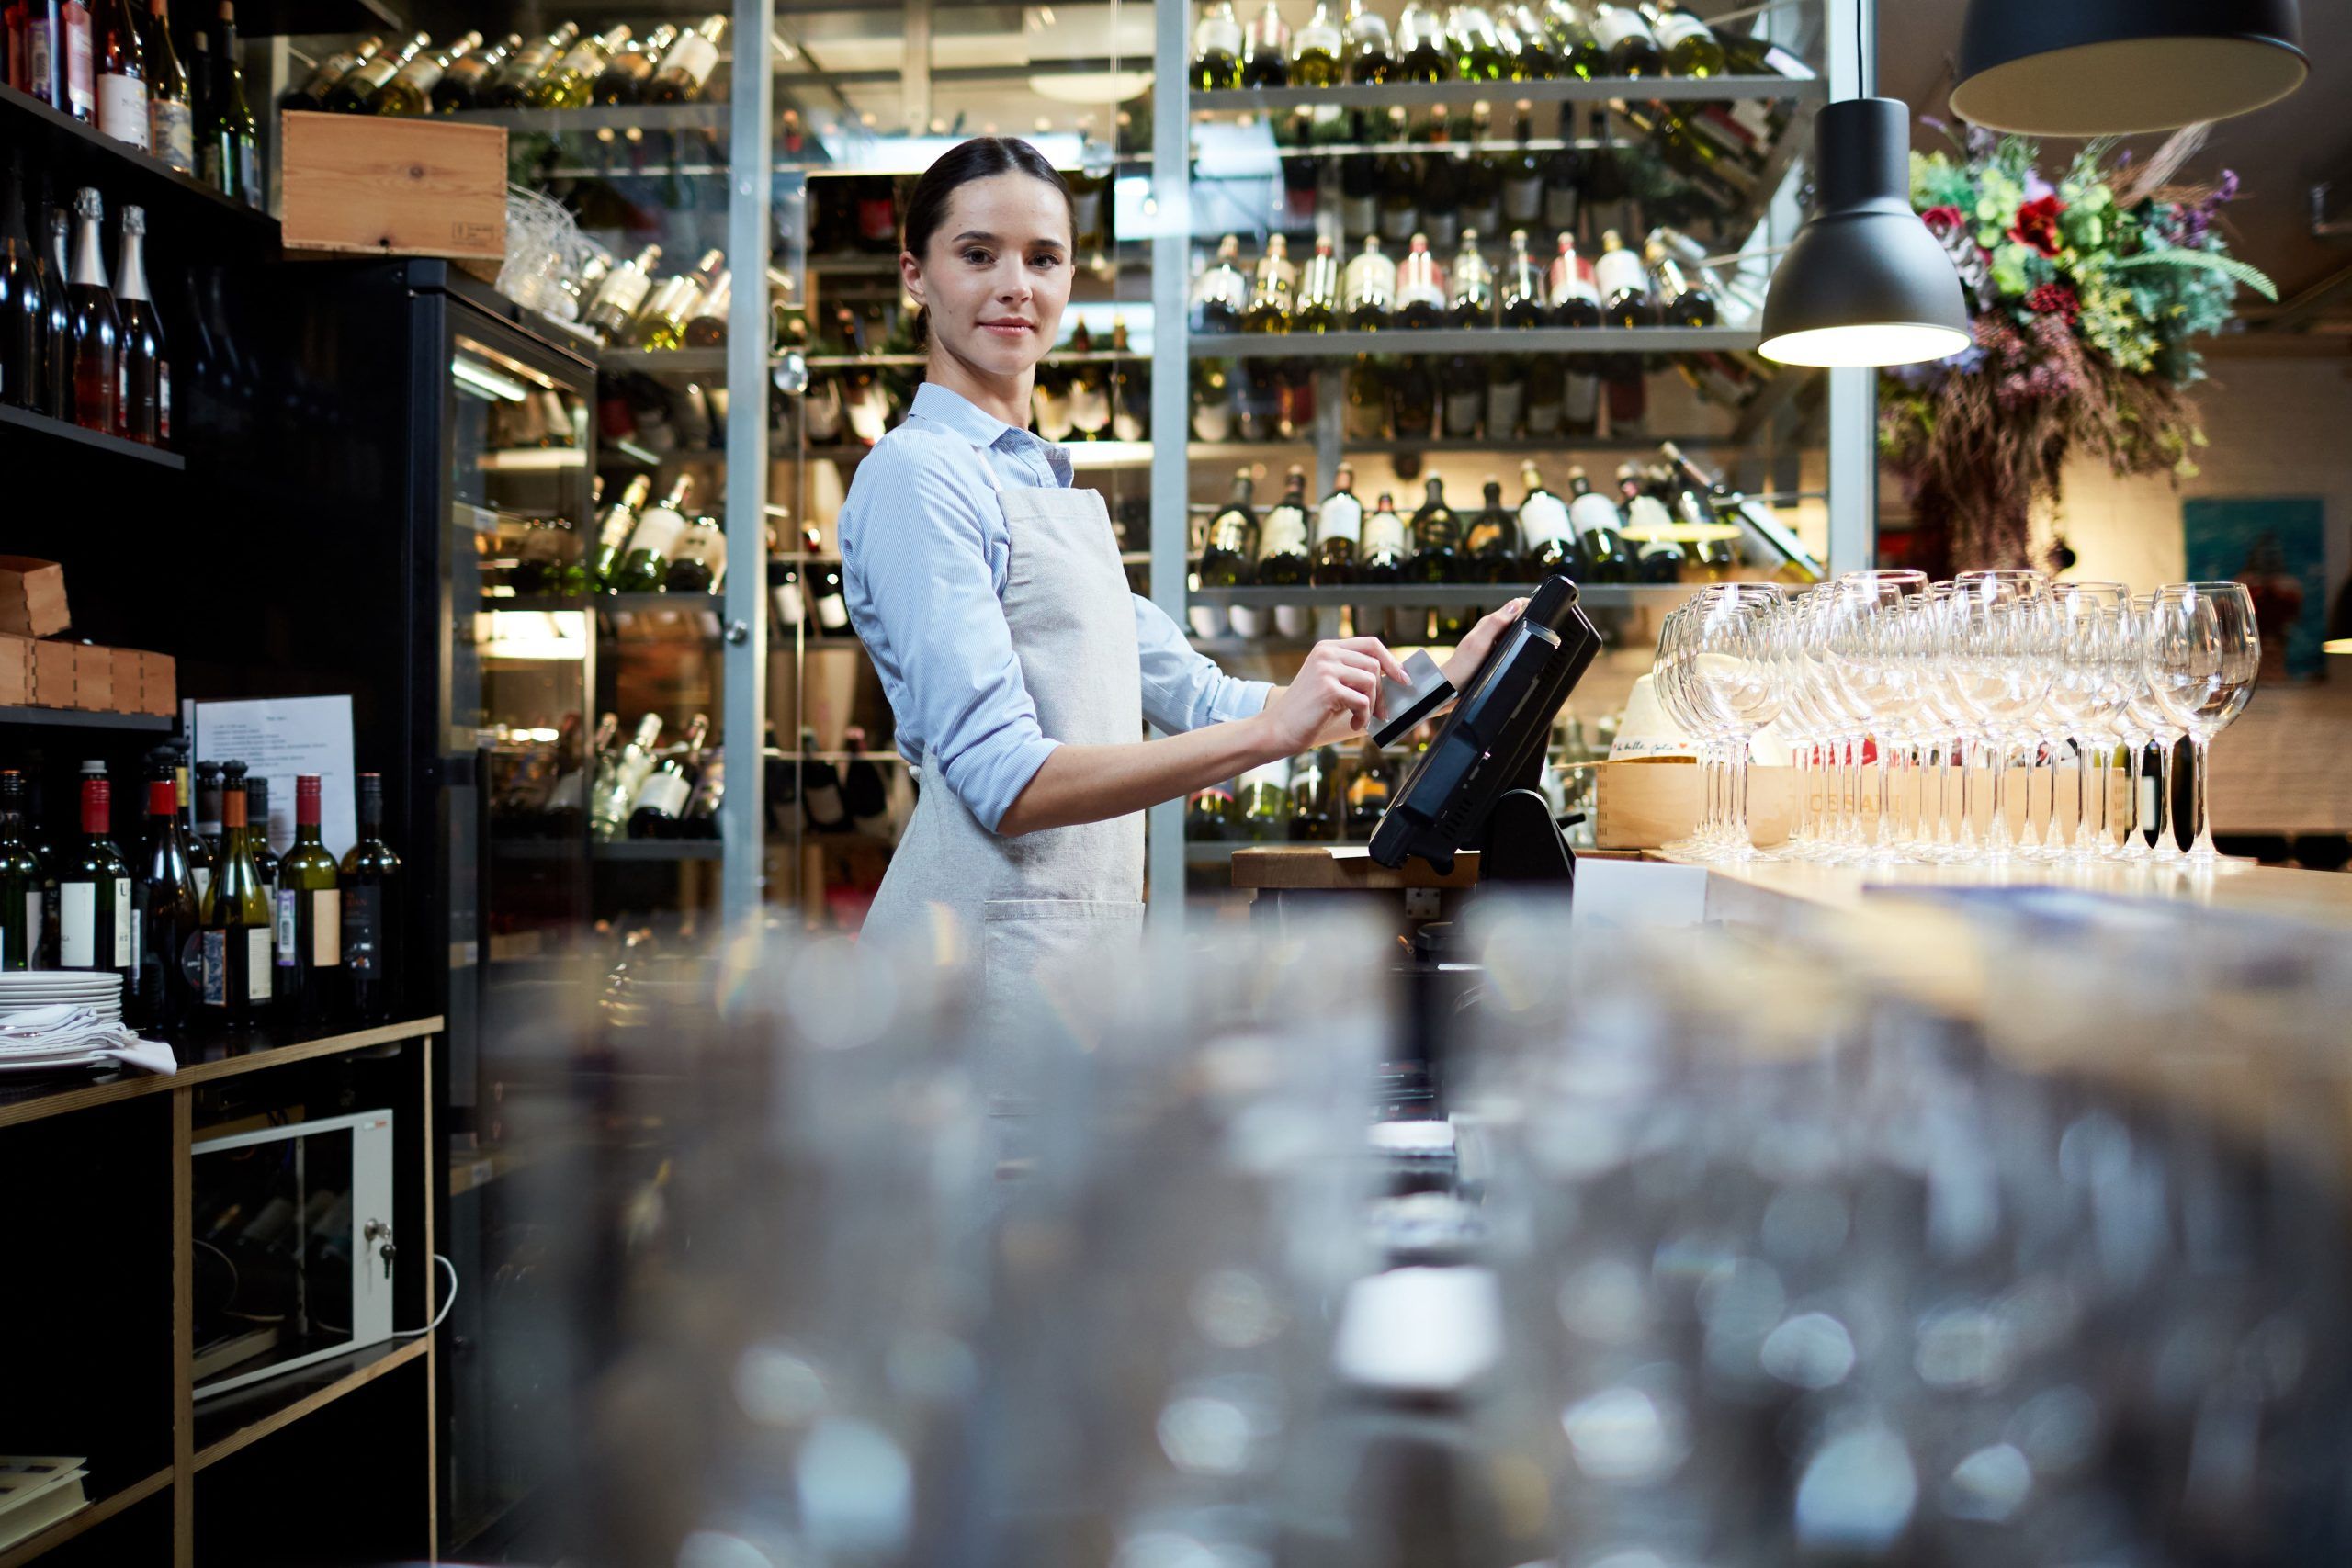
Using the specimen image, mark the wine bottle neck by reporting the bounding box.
[117,221,150,303]
[72,211,108,291]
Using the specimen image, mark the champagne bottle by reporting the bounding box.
[534,23,629,108]
[1292,0,1343,85]
[1595,228,1654,325]
[1312,464,1364,586]
[1566,464,1634,581]
[592,23,675,106]
[1192,0,1244,89]
[1465,477,1521,582]
[1238,758,1294,842]
[1447,230,1495,327]
[279,34,379,112]
[1646,0,1724,76]
[1342,235,1396,330]
[1241,233,1295,333]
[200,773,270,1028]
[1395,232,1446,329]
[375,28,479,116]
[1256,466,1312,589]
[114,203,166,445]
[274,773,338,1025]
[1241,0,1289,85]
[94,0,147,150]
[1362,492,1408,583]
[1290,747,1340,841]
[1516,459,1583,577]
[1589,1,1663,74]
[143,0,191,170]
[127,761,194,1026]
[486,23,576,108]
[1396,0,1451,81]
[1294,237,1340,333]
[1450,0,1510,80]
[628,713,706,839]
[58,767,130,989]
[1190,235,1249,334]
[431,31,515,112]
[609,474,694,592]
[322,28,422,111]
[63,187,118,434]
[1343,0,1395,82]
[0,773,49,972]
[646,15,728,105]
[338,773,400,1022]
[1200,470,1256,589]
[1548,231,1601,325]
[0,157,45,414]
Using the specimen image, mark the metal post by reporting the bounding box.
[721,0,775,930]
[1825,0,1877,574]
[1145,0,1193,918]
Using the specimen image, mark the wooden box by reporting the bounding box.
[1596,758,2132,851]
[0,635,31,705]
[0,556,70,638]
[70,643,112,712]
[279,111,507,264]
[135,650,176,716]
[31,641,74,709]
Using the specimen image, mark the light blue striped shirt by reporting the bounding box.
[839,382,1271,832]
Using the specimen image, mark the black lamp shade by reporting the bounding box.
[1951,0,2306,136]
[1758,99,1972,368]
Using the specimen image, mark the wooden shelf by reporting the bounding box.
[192,1337,430,1472]
[1188,73,1823,114]
[0,84,279,244]
[1191,326,1761,359]
[0,704,175,731]
[0,1015,444,1129]
[0,403,188,469]
[0,1465,172,1568]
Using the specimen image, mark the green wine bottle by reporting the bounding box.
[339,772,401,1022]
[275,773,340,1026]
[199,773,272,1029]
[607,474,694,592]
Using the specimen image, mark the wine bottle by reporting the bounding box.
[1447,230,1495,328]
[1543,106,1586,233]
[1619,461,1684,581]
[1362,492,1408,583]
[609,474,694,592]
[1523,355,1565,437]
[1498,2,1555,77]
[1256,465,1312,591]
[1408,477,1460,584]
[234,767,277,959]
[1343,0,1395,82]
[545,715,609,841]
[646,15,728,105]
[1341,235,1396,331]
[188,760,220,914]
[1647,237,1716,326]
[666,513,726,592]
[632,269,708,351]
[64,187,118,434]
[375,29,479,116]
[1376,115,1419,241]
[1451,0,1510,80]
[1345,742,1396,833]
[1589,1,1663,74]
[1595,229,1654,325]
[1547,231,1601,325]
[591,22,674,106]
[1396,0,1451,80]
[199,773,269,1027]
[1486,354,1524,439]
[1566,464,1634,581]
[1420,116,1464,249]
[94,0,148,150]
[431,31,514,112]
[59,0,95,121]
[0,156,47,413]
[1289,747,1340,841]
[114,203,165,446]
[533,23,628,108]
[1200,470,1256,590]
[1192,0,1243,89]
[486,23,575,108]
[588,474,652,588]
[58,768,130,991]
[808,557,850,635]
[1186,784,1236,841]
[201,3,257,205]
[628,713,707,839]
[1646,0,1723,75]
[1341,356,1385,442]
[272,773,338,1025]
[585,245,662,343]
[1544,0,1605,77]
[1190,235,1249,334]
[1310,463,1365,586]
[0,773,45,973]
[1238,758,1294,841]
[802,738,847,832]
[142,0,190,171]
[1031,357,1075,442]
[1395,232,1446,329]
[279,34,379,112]
[1440,352,1482,437]
[1240,0,1288,85]
[1498,229,1546,328]
[1109,316,1148,441]
[1465,477,1521,582]
[1516,459,1583,577]
[1389,357,1436,440]
[842,728,890,838]
[132,761,200,1029]
[1293,237,1340,333]
[322,27,420,110]
[682,270,731,347]
[1292,0,1342,85]
[679,750,725,840]
[1242,233,1295,333]
[338,772,399,1022]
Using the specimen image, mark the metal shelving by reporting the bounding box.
[1188,73,1825,114]
[1191,326,1762,358]
[1188,582,1688,609]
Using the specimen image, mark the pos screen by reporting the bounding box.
[1368,574,1603,874]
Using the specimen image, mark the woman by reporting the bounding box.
[840,138,1521,998]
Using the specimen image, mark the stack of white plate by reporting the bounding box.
[0,972,123,1023]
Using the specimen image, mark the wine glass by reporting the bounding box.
[2145,582,2260,866]
[1945,578,2057,861]
[2047,583,2131,860]
[1826,574,1926,862]
[2124,594,2190,862]
[1681,586,1787,861]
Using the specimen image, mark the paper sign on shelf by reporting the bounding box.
[184,695,358,861]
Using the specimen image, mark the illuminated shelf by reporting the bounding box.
[1190,327,1760,358]
[441,102,728,133]
[1188,73,1823,115]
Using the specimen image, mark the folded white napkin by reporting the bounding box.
[0,1003,177,1075]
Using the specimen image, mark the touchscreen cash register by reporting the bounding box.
[1367,574,1603,878]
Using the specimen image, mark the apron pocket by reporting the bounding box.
[976,899,1144,1114]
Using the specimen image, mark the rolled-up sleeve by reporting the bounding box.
[839,434,1059,832]
[1133,594,1273,734]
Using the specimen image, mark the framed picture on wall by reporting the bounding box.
[2183,497,2328,682]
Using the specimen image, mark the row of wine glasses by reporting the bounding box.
[1649,572,2261,865]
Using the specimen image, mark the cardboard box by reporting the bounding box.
[69,643,112,712]
[279,111,507,264]
[0,635,30,705]
[0,557,69,638]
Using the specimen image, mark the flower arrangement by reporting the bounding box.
[1877,127,2275,571]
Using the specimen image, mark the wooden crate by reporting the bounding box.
[1596,757,2133,851]
[279,111,507,264]
[0,634,31,705]
[0,556,69,638]
[70,642,113,712]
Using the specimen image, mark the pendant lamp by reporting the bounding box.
[1758,97,1971,368]
[1950,0,2306,136]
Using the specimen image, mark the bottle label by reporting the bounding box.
[98,73,149,147]
[28,21,55,107]
[1293,19,1340,54]
[235,142,259,207]
[1569,492,1621,538]
[61,882,95,967]
[1193,16,1243,56]
[193,865,211,907]
[246,927,270,999]
[311,889,340,965]
[1257,504,1309,561]
[1503,173,1544,223]
[201,928,225,1005]
[129,908,141,979]
[1487,379,1524,435]
[342,885,380,973]
[1340,192,1377,234]
[1342,254,1396,310]
[772,581,807,627]
[23,891,42,957]
[395,57,447,92]
[1362,511,1407,558]
[1566,367,1600,422]
[556,41,603,75]
[111,874,129,965]
[1594,246,1646,301]
[1396,259,1446,311]
[1551,258,1600,308]
[275,887,296,962]
[1192,398,1233,444]
[1653,10,1711,46]
[62,4,93,116]
[597,270,654,322]
[659,32,718,85]
[1520,491,1573,547]
[153,100,192,174]
[815,587,851,631]
[1315,491,1363,547]
[633,770,692,820]
[1589,7,1656,51]
[1068,379,1110,434]
[1379,204,1418,243]
[627,507,688,562]
[350,55,400,90]
[1443,387,1482,433]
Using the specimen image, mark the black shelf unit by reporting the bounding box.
[0,704,175,731]
[0,83,278,246]
[0,402,188,469]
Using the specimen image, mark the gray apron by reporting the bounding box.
[859,449,1146,1082]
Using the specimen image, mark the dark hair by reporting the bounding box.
[901,136,1074,262]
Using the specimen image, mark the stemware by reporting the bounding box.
[1945,577,2057,862]
[1659,585,1787,862]
[2046,584,2130,861]
[2145,582,2261,866]
[1825,573,1926,863]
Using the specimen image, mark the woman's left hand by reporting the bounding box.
[1440,599,1530,691]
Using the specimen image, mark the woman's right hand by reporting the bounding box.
[1251,637,1413,759]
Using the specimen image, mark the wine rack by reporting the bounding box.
[1190,325,1763,357]
[1187,72,1825,113]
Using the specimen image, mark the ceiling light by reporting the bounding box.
[1950,0,2306,136]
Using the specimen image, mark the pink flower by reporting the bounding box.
[2010,195,2066,257]
[1921,204,1967,241]
[2026,282,2080,322]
